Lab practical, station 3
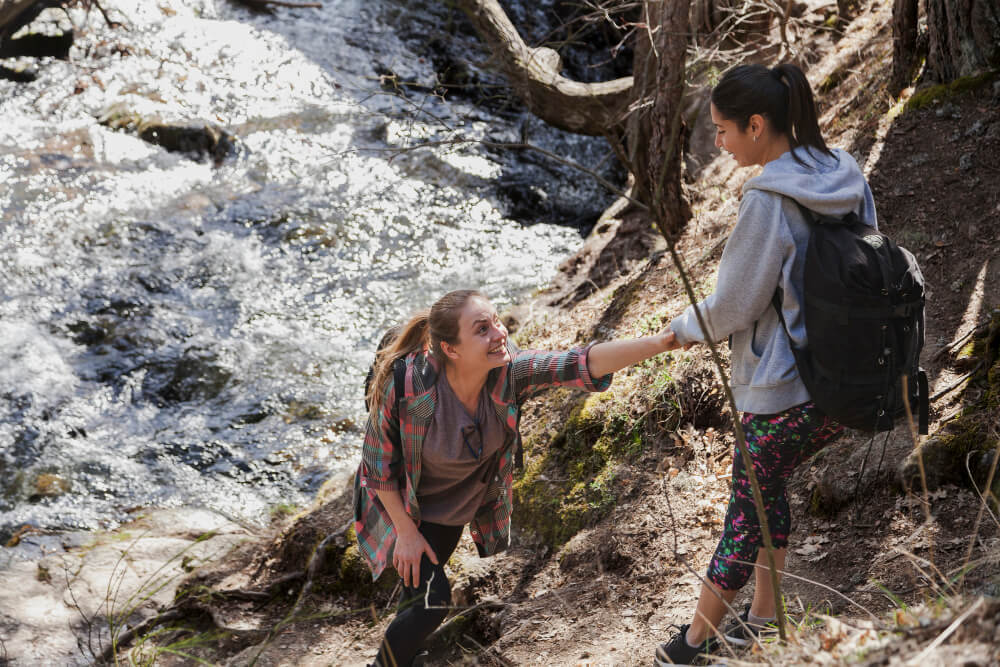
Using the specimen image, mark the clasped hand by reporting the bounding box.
[392,527,438,588]
[658,327,695,352]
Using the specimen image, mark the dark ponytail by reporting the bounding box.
[711,63,833,165]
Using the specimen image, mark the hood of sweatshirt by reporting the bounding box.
[742,147,877,227]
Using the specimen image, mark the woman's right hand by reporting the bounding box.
[392,525,438,588]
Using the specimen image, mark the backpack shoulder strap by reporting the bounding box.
[390,358,406,451]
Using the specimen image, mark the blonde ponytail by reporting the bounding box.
[365,289,485,414]
[366,310,430,413]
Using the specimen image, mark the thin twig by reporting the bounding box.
[426,599,508,643]
[930,363,983,402]
[461,632,512,667]
[97,609,184,665]
[931,322,987,361]
[902,375,935,573]
[725,557,882,626]
[345,137,645,211]
[907,597,985,666]
[960,444,1000,587]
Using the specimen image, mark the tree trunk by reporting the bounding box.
[890,0,919,94]
[626,0,693,241]
[454,0,633,136]
[925,0,1000,83]
[0,0,58,40]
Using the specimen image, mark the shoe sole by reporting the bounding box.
[722,631,753,647]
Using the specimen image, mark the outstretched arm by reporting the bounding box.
[586,328,680,378]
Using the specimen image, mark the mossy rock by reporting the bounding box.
[904,70,999,112]
[513,391,651,548]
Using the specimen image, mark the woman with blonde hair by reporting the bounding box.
[355,288,679,666]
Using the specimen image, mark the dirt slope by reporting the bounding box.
[147,2,1000,665]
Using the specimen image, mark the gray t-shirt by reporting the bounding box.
[417,373,506,526]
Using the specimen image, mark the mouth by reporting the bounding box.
[488,342,507,355]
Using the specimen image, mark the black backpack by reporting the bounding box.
[363,324,405,414]
[774,203,929,434]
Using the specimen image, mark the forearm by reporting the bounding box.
[587,334,669,378]
[374,488,417,537]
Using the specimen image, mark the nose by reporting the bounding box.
[714,132,722,148]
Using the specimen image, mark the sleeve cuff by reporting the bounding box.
[358,475,400,492]
[578,342,613,392]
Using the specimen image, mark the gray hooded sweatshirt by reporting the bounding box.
[670,147,878,414]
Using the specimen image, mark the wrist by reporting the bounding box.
[395,518,418,537]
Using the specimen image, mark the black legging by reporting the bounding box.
[374,521,464,667]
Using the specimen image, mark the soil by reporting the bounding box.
[150,2,1000,665]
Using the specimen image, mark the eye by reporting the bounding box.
[478,325,488,334]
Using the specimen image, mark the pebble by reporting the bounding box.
[964,120,985,137]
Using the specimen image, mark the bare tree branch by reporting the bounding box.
[454,0,633,136]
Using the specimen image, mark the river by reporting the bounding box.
[0,0,619,544]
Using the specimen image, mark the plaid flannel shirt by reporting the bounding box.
[352,343,612,580]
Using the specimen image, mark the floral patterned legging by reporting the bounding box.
[706,401,844,590]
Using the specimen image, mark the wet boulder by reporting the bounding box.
[30,473,71,500]
[99,108,238,165]
[137,122,237,165]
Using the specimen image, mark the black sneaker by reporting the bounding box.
[653,624,718,666]
[721,606,776,647]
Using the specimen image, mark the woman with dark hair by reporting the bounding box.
[652,63,876,666]
[354,289,678,667]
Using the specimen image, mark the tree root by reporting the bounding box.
[97,608,184,665]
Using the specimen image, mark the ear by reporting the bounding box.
[439,340,460,361]
[748,113,766,136]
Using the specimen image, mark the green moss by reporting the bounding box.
[904,70,999,112]
[331,543,397,597]
[514,385,662,548]
[819,68,849,94]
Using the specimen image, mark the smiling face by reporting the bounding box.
[710,102,763,168]
[440,295,510,373]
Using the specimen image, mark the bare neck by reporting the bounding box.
[760,134,793,166]
[444,364,489,415]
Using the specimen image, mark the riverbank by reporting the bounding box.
[0,0,613,544]
[4,0,1000,665]
[125,9,1000,659]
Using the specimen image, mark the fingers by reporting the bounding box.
[393,555,411,587]
[423,539,439,565]
[408,559,419,589]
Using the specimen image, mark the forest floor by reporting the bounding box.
[47,1,1000,665]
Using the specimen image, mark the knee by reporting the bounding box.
[425,566,452,609]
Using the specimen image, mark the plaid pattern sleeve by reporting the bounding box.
[358,375,402,492]
[511,343,613,404]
